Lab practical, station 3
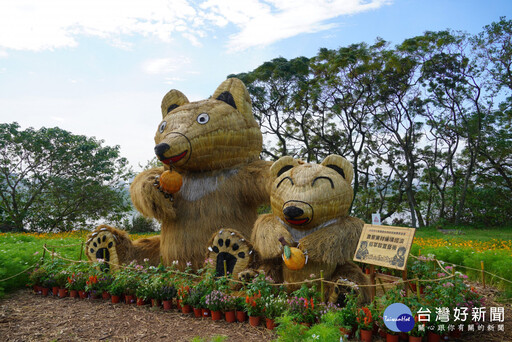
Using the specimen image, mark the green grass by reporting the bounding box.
[414,225,512,241]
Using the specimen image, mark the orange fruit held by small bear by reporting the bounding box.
[282,246,306,270]
[159,170,183,194]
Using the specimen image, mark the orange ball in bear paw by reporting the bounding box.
[279,237,306,270]
[158,170,183,194]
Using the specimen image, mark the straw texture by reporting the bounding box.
[86,78,272,271]
[251,155,370,302]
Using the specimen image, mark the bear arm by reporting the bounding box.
[299,216,364,265]
[130,167,177,221]
[251,214,293,260]
[238,160,273,206]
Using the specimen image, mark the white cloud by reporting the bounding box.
[0,0,391,52]
[0,50,8,58]
[142,57,192,75]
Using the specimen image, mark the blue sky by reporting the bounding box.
[0,0,510,170]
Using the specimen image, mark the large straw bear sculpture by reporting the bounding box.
[85,78,271,272]
[248,155,371,304]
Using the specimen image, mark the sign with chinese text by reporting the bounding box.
[353,224,416,270]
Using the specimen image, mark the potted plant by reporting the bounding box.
[221,295,238,323]
[245,291,264,326]
[204,290,225,321]
[263,294,287,330]
[160,283,177,310]
[235,296,247,322]
[177,284,193,313]
[356,306,373,342]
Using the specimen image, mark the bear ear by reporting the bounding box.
[270,156,300,179]
[212,78,252,118]
[161,89,190,117]
[321,154,354,184]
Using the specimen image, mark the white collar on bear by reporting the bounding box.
[179,169,239,202]
[278,217,338,243]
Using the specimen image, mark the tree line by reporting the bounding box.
[230,17,511,228]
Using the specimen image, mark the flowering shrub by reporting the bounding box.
[287,296,319,324]
[204,290,229,312]
[263,294,288,319]
[245,291,264,317]
[356,307,373,330]
[66,272,87,291]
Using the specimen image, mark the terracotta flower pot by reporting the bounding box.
[162,300,173,310]
[125,294,135,304]
[102,291,111,300]
[386,333,399,342]
[360,329,373,342]
[69,290,78,298]
[176,300,182,311]
[249,316,261,327]
[151,299,160,307]
[41,288,49,296]
[211,310,222,321]
[58,288,68,298]
[136,297,146,306]
[266,318,276,330]
[339,327,353,338]
[193,307,202,318]
[225,311,236,323]
[111,295,121,304]
[408,336,422,342]
[182,304,192,314]
[201,308,210,317]
[236,310,247,322]
[78,290,87,300]
[52,286,59,296]
[427,332,440,342]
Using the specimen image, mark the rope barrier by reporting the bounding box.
[0,259,41,282]
[29,244,511,291]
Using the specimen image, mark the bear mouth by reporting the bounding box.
[285,217,310,226]
[161,150,188,165]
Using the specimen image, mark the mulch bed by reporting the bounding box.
[0,283,511,341]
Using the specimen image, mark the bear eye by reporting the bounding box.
[159,121,167,133]
[312,176,334,188]
[276,176,294,188]
[197,113,210,125]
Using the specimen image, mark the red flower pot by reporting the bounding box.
[58,288,68,298]
[193,307,202,318]
[408,336,422,342]
[69,290,78,298]
[111,295,121,304]
[360,329,373,342]
[177,300,182,311]
[41,288,49,296]
[52,286,59,296]
[201,308,210,317]
[125,294,135,304]
[162,300,173,310]
[136,297,146,306]
[225,311,236,323]
[211,310,222,321]
[236,310,247,322]
[78,290,87,299]
[151,299,160,307]
[386,333,399,342]
[266,318,276,330]
[427,332,440,342]
[102,291,110,300]
[249,316,261,327]
[182,305,192,314]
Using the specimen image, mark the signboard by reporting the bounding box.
[353,224,416,271]
[371,213,381,225]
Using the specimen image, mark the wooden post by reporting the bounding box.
[42,244,47,262]
[418,249,421,256]
[224,260,228,277]
[481,261,485,289]
[320,270,325,303]
[79,241,84,261]
[416,280,420,301]
[51,248,54,261]
[402,270,408,295]
[369,265,376,301]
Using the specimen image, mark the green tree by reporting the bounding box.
[0,122,133,232]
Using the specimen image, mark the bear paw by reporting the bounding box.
[206,228,254,279]
[85,226,121,271]
[328,278,359,306]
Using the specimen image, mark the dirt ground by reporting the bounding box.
[0,285,511,342]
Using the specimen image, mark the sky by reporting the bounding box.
[0,0,510,171]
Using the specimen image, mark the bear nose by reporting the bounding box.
[283,206,304,219]
[154,143,170,159]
